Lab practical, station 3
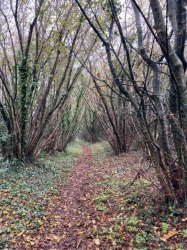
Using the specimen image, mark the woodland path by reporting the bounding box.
[12,145,187,249]
[31,145,105,250]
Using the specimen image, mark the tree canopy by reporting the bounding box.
[1,0,187,206]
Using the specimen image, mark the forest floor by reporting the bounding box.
[1,141,187,250]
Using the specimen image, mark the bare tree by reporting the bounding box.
[0,0,86,161]
[74,0,187,205]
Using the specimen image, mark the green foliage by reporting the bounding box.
[135,233,146,244]
[96,203,107,211]
[0,149,78,248]
[92,226,98,236]
[94,194,109,211]
[182,229,187,236]
[90,141,112,157]
[160,222,170,233]
[0,122,12,156]
[17,54,32,117]
[89,149,187,248]
[14,53,34,159]
[127,226,138,233]
[175,243,184,249]
[54,88,85,152]
[80,108,103,143]
[79,17,86,22]
[123,198,132,207]
[0,126,10,144]
[125,216,139,226]
[0,158,10,170]
[94,194,110,203]
[66,140,83,155]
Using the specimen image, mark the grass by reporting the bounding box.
[66,139,83,155]
[90,140,112,157]
[0,141,82,249]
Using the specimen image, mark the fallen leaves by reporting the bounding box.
[1,143,187,249]
[160,229,180,242]
[94,238,100,246]
[0,149,79,249]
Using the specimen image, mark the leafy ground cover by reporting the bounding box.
[90,152,187,249]
[1,141,187,249]
[0,141,82,249]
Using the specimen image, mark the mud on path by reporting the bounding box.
[30,145,103,250]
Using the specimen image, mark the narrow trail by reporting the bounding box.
[33,145,102,250]
[8,145,187,249]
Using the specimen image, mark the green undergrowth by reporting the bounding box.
[92,152,187,249]
[90,140,112,158]
[0,141,82,249]
[66,139,83,155]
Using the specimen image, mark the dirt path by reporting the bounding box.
[13,146,187,249]
[32,145,102,250]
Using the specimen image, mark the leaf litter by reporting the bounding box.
[1,143,187,249]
